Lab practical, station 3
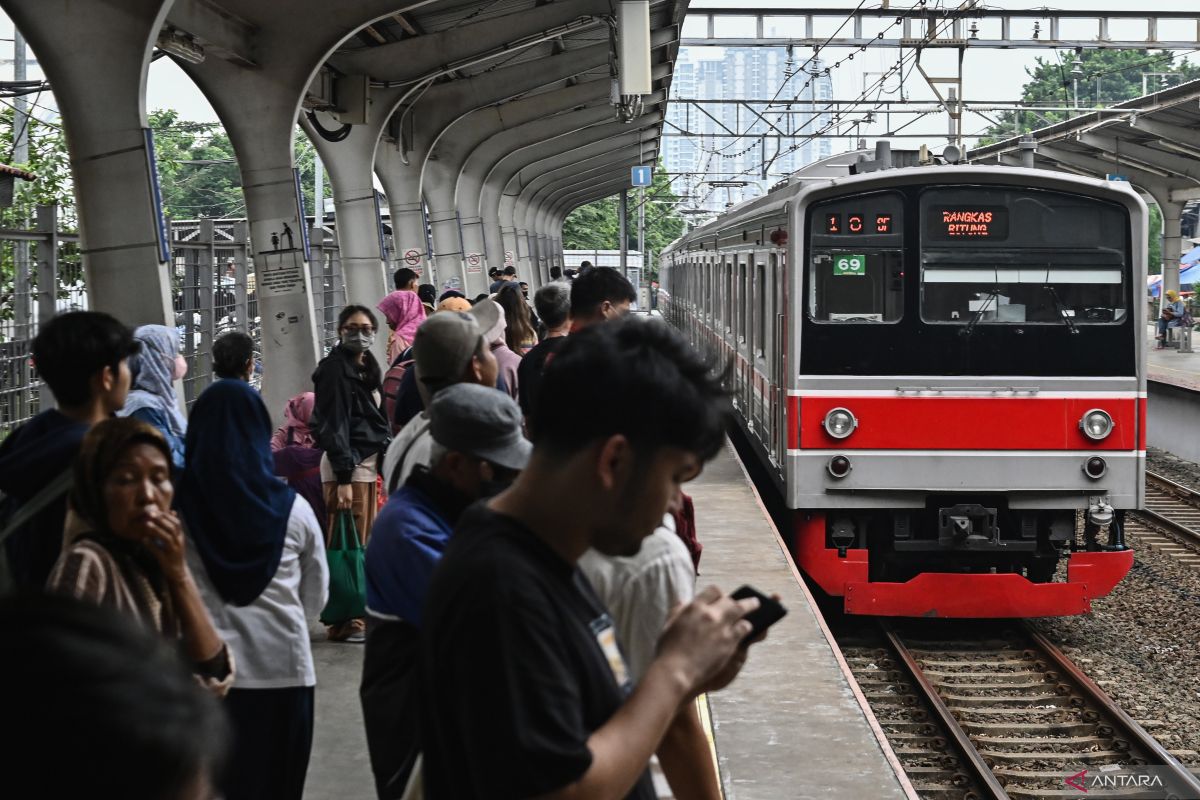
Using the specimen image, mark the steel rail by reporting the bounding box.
[1023,623,1200,798]
[1137,471,1200,547]
[881,624,1009,800]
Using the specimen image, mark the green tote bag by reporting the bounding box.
[320,510,367,624]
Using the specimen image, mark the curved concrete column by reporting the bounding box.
[299,113,389,365]
[491,113,663,276]
[376,41,611,289]
[424,78,612,295]
[463,106,615,270]
[3,0,174,326]
[531,153,657,279]
[519,149,654,283]
[534,170,645,265]
[513,140,657,280]
[176,0,402,420]
[458,75,670,275]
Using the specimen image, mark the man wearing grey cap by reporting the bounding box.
[362,382,530,798]
[380,300,501,494]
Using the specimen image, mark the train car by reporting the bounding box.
[661,155,1145,618]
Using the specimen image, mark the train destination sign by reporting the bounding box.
[928,206,1009,240]
[823,211,897,235]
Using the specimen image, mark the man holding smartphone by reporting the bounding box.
[418,318,767,800]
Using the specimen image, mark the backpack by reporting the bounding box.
[671,492,703,574]
[0,469,73,594]
[381,354,414,435]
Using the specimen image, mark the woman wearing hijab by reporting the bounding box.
[46,418,233,695]
[378,288,426,365]
[270,392,327,534]
[118,324,188,470]
[178,378,329,800]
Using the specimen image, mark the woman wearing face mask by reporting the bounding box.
[311,305,391,642]
[46,418,233,694]
[118,325,189,471]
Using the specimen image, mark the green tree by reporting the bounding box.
[150,110,320,220]
[0,106,75,228]
[979,50,1200,144]
[0,106,75,327]
[561,160,685,278]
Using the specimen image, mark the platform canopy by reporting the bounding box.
[968,78,1200,206]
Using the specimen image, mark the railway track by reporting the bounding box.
[1129,472,1200,568]
[840,621,1200,799]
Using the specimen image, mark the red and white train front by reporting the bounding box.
[786,167,1144,617]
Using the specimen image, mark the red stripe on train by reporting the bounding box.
[789,396,1138,450]
[1138,397,1147,451]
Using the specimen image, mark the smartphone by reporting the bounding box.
[730,585,788,644]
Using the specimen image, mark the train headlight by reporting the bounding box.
[823,407,858,439]
[1083,457,1107,480]
[1079,409,1113,441]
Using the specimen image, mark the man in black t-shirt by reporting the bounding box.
[420,318,765,800]
[517,280,571,418]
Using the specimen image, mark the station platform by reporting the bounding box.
[1148,333,1200,392]
[689,444,913,800]
[303,441,915,799]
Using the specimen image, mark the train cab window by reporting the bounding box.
[807,191,905,324]
[808,250,904,323]
[919,186,1129,326]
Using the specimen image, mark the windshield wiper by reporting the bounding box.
[1043,285,1079,335]
[960,288,1000,339]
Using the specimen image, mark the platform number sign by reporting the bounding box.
[631,165,653,187]
[833,254,866,277]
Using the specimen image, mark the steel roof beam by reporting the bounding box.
[1076,133,1200,185]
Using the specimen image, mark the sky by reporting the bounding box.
[1,1,1198,152]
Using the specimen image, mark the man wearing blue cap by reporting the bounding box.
[361,382,530,799]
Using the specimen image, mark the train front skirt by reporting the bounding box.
[794,514,1134,617]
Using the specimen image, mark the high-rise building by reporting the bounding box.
[665,47,833,212]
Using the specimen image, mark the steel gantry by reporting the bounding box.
[0,0,686,419]
[683,6,1200,51]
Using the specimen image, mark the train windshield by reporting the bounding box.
[920,187,1129,326]
[807,191,906,323]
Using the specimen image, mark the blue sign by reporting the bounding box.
[1106,174,1129,182]
[631,165,653,187]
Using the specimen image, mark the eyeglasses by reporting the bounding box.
[342,325,376,335]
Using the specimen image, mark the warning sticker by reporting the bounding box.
[257,251,307,296]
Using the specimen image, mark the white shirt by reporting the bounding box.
[381,412,432,493]
[578,516,696,682]
[187,496,329,689]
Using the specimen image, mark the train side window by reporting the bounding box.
[738,261,748,343]
[808,249,904,323]
[756,262,767,357]
[725,262,733,333]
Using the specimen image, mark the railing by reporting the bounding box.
[0,207,345,438]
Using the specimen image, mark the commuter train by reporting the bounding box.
[660,153,1145,617]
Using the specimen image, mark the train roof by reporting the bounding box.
[665,157,1145,255]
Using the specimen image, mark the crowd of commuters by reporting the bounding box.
[0,262,771,800]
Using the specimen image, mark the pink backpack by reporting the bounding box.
[381,355,413,435]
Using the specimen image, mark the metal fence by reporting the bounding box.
[0,206,85,437]
[0,207,344,438]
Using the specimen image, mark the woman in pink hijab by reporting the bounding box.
[377,289,426,365]
[271,392,317,451]
[270,391,327,534]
